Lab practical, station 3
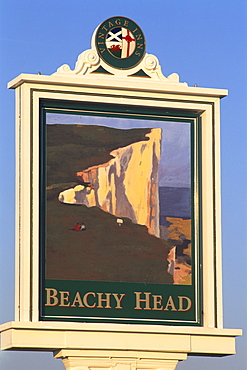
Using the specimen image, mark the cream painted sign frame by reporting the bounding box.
[0,35,241,368]
[13,74,221,327]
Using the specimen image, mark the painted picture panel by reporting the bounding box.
[40,104,200,325]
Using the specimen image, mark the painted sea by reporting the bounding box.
[159,187,191,225]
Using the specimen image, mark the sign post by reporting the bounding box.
[0,17,241,369]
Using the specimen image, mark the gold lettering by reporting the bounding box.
[102,25,108,32]
[115,19,121,26]
[98,32,105,39]
[132,27,138,33]
[136,34,143,40]
[45,288,59,306]
[71,292,84,307]
[83,292,96,308]
[97,293,112,309]
[152,295,163,310]
[59,291,70,307]
[135,51,141,56]
[164,296,177,311]
[137,43,143,49]
[178,296,192,311]
[123,20,129,27]
[112,293,125,309]
[100,48,106,54]
[134,292,151,310]
[108,21,114,28]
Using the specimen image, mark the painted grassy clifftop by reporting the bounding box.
[46,123,172,283]
[46,124,151,187]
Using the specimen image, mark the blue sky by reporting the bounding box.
[0,1,246,369]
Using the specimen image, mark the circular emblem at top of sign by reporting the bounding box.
[95,16,146,70]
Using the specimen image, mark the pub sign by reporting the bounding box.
[10,16,225,329]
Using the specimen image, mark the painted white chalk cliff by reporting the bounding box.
[58,128,161,237]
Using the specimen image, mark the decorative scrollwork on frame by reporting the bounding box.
[56,64,73,74]
[143,54,159,71]
[81,49,100,66]
[54,48,187,84]
[54,49,100,76]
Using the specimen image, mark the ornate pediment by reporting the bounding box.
[53,16,187,85]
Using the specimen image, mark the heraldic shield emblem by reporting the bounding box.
[107,27,136,58]
[95,16,146,69]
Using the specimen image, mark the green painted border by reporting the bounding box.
[39,99,202,326]
[42,279,197,325]
[39,103,47,322]
[129,69,151,78]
